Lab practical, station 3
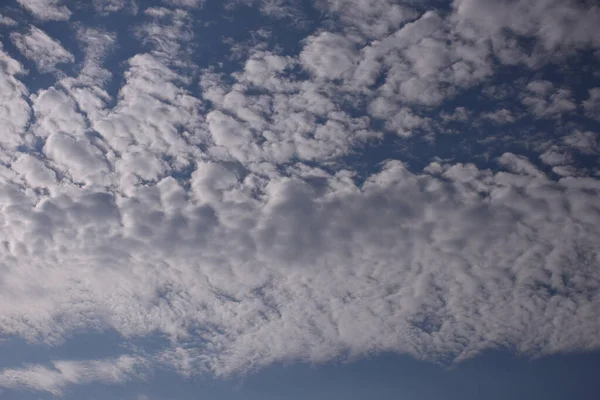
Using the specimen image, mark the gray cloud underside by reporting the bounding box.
[1,0,600,394]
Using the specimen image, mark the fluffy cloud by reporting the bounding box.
[0,155,600,385]
[300,32,360,80]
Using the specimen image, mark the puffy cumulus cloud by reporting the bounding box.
[30,87,87,139]
[0,356,145,395]
[300,31,360,80]
[11,26,74,74]
[16,0,71,21]
[43,132,111,186]
[11,153,58,189]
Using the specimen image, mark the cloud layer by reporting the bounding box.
[0,0,599,394]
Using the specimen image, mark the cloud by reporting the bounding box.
[563,130,599,155]
[30,87,87,139]
[0,13,16,25]
[314,0,416,38]
[16,0,71,21]
[0,356,144,395]
[481,109,516,124]
[521,80,576,119]
[0,44,30,152]
[92,0,138,15]
[11,153,58,189]
[539,148,572,167]
[0,0,600,395]
[583,88,600,122]
[227,0,305,21]
[300,32,360,80]
[11,26,74,74]
[452,0,600,64]
[1,154,600,380]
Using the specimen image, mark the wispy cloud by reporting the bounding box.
[11,26,74,73]
[16,0,71,21]
[0,356,145,395]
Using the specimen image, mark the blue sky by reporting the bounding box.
[0,0,600,398]
[3,351,600,399]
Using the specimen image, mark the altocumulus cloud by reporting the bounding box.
[0,0,600,394]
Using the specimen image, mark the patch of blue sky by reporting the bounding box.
[2,351,600,400]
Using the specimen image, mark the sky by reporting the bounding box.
[0,0,600,398]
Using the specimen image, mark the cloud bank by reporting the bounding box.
[0,0,599,394]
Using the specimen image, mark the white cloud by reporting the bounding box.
[300,31,359,80]
[16,0,71,21]
[0,154,599,382]
[57,27,116,123]
[481,109,516,124]
[521,80,576,118]
[12,154,58,189]
[0,0,600,394]
[43,132,110,185]
[136,7,194,56]
[163,0,204,7]
[539,148,572,167]
[452,0,600,64]
[440,107,471,122]
[347,10,493,107]
[0,45,30,151]
[92,0,127,13]
[563,131,599,155]
[0,356,144,395]
[11,26,74,74]
[227,0,305,21]
[583,88,600,122]
[315,0,416,38]
[30,87,86,138]
[0,13,17,25]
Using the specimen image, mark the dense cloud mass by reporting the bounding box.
[0,0,599,395]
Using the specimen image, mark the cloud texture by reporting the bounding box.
[0,0,599,394]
